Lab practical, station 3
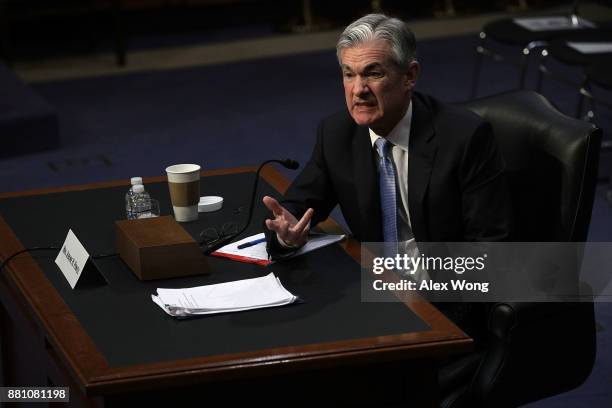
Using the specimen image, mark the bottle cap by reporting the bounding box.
[130,177,142,185]
[132,184,145,193]
[198,196,223,212]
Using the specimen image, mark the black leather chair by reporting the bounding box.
[440,90,601,407]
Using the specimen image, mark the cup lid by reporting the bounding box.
[198,196,223,212]
[165,164,201,174]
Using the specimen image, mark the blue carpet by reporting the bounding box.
[1,33,611,406]
[1,48,346,191]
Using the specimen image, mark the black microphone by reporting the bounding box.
[202,159,300,255]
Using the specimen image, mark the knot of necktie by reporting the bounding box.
[374,137,393,159]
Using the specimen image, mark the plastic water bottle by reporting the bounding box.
[125,177,143,219]
[130,184,153,219]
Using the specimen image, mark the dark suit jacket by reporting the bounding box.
[269,91,512,250]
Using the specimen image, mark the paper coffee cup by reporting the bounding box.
[165,164,201,222]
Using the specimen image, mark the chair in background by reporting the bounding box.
[535,28,612,118]
[471,1,598,98]
[579,56,612,189]
[578,55,612,118]
[440,90,600,407]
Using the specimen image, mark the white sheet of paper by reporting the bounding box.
[217,232,269,261]
[567,42,612,54]
[54,229,90,289]
[513,16,595,31]
[152,272,297,317]
[213,232,346,263]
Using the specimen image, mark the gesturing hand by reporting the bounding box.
[263,196,314,248]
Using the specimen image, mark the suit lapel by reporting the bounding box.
[353,125,383,241]
[408,94,437,242]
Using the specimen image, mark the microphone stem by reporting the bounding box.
[202,160,281,254]
[241,159,275,238]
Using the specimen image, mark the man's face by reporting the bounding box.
[340,40,419,135]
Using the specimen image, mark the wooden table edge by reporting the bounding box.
[82,337,472,394]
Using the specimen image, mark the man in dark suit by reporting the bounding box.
[264,13,511,247]
[262,14,512,335]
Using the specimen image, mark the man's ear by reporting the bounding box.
[404,60,420,89]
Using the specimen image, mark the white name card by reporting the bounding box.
[55,229,93,289]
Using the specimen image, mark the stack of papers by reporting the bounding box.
[211,232,345,266]
[152,273,297,317]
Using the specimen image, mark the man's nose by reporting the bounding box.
[353,77,369,96]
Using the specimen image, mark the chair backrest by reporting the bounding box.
[459,90,602,242]
[458,91,599,407]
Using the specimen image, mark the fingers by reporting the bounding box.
[265,216,293,246]
[263,195,299,224]
[293,208,314,232]
[284,208,313,247]
[265,218,277,231]
[265,214,290,237]
[262,196,284,217]
[264,206,314,249]
[265,217,286,232]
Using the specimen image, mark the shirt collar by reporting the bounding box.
[369,100,412,153]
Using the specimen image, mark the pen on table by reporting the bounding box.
[237,237,266,249]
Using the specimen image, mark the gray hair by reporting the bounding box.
[336,14,417,71]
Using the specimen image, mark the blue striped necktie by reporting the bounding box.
[375,137,398,243]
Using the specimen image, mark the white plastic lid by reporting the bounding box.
[130,177,142,185]
[132,184,145,193]
[198,196,223,212]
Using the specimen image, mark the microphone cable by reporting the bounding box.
[201,158,300,255]
[0,246,61,272]
[0,247,119,273]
